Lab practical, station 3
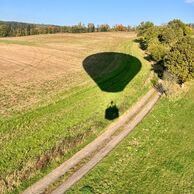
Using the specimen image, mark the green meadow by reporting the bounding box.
[68,82,194,194]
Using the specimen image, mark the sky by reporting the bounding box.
[0,0,194,26]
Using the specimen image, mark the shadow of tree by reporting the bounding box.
[83,52,142,93]
[151,61,166,78]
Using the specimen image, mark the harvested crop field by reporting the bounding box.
[0,32,151,193]
[0,32,135,115]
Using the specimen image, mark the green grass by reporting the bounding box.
[0,39,37,46]
[0,37,152,193]
[68,82,194,194]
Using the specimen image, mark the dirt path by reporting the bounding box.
[22,88,161,194]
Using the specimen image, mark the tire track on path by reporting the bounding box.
[22,88,161,194]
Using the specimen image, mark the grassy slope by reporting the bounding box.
[68,82,194,194]
[0,35,152,193]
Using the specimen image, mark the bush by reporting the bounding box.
[148,39,168,61]
[164,36,194,83]
[158,26,177,45]
[137,21,154,36]
[139,37,148,50]
[97,24,110,32]
[168,19,193,37]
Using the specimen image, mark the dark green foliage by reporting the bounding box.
[138,37,148,50]
[164,36,194,83]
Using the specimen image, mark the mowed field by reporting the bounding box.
[0,32,152,193]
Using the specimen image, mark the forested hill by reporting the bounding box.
[0,20,62,37]
[0,20,135,37]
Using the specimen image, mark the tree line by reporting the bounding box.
[0,21,135,37]
[137,19,194,84]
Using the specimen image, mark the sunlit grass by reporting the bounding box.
[68,82,194,194]
[0,33,152,193]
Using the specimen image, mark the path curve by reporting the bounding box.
[23,88,161,194]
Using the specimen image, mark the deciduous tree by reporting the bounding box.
[165,36,194,83]
[87,23,95,32]
[137,21,154,36]
[0,24,9,37]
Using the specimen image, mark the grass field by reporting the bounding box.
[0,32,152,193]
[68,82,194,194]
